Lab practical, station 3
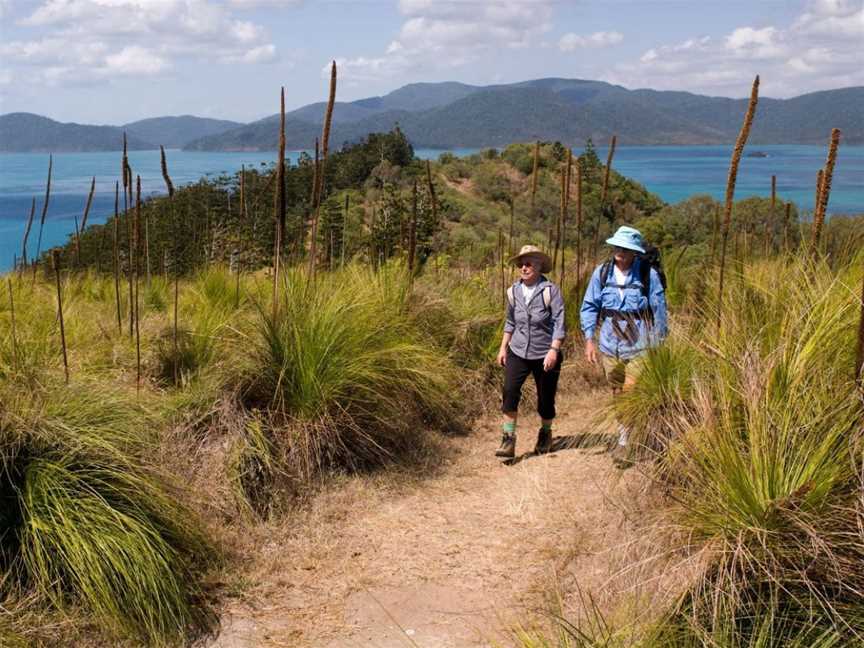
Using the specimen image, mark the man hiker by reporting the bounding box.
[496,245,566,459]
[580,226,668,467]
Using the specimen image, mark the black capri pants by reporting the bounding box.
[502,346,563,420]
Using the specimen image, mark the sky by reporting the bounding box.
[0,0,862,125]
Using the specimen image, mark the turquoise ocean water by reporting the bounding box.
[1,145,862,272]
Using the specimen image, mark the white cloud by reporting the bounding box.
[104,46,170,76]
[335,0,554,81]
[7,0,292,87]
[613,0,863,97]
[794,0,864,37]
[228,0,302,7]
[1,39,108,66]
[724,26,785,59]
[559,31,623,51]
[228,44,278,64]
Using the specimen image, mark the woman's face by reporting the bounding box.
[518,257,541,284]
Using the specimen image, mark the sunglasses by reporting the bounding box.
[518,260,534,268]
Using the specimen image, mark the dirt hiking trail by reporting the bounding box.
[209,388,667,648]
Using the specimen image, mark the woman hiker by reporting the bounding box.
[495,245,566,459]
[580,225,668,467]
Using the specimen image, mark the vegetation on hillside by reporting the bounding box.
[5,115,864,647]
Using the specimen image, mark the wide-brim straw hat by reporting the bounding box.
[508,245,553,273]
[605,225,646,254]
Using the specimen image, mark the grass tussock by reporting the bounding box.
[0,382,216,645]
[237,263,468,502]
[613,251,864,645]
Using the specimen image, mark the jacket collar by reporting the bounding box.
[513,275,551,304]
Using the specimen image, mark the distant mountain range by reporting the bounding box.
[3,79,862,153]
[0,113,243,152]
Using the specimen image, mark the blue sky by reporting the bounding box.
[0,0,861,124]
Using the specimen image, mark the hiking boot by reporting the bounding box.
[495,434,516,458]
[534,428,552,454]
[610,444,634,469]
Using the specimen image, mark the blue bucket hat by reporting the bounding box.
[606,226,645,254]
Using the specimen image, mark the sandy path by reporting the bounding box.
[207,388,656,648]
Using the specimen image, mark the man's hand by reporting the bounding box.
[497,347,508,367]
[543,348,559,372]
[585,339,598,365]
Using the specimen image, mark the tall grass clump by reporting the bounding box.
[149,266,240,386]
[411,265,502,371]
[241,263,462,488]
[617,252,864,644]
[0,382,215,645]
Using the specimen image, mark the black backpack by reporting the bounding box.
[599,244,666,320]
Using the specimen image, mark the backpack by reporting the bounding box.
[599,244,666,322]
[506,284,552,310]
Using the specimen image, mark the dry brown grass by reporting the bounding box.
[75,176,96,265]
[33,154,53,271]
[160,145,175,198]
[530,140,540,210]
[717,74,759,333]
[811,127,841,252]
[20,196,36,268]
[308,61,338,281]
[857,267,864,387]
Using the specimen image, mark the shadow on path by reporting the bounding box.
[502,432,613,466]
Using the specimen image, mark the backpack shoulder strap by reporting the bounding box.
[639,258,651,298]
[599,260,613,289]
[542,285,552,310]
[506,285,515,307]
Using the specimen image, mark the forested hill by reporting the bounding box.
[123,116,244,149]
[0,113,155,152]
[186,80,864,150]
[0,113,242,152]
[5,79,862,152]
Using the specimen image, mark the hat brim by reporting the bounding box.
[507,251,553,274]
[605,237,645,254]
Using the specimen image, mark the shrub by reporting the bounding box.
[0,383,216,645]
[626,253,864,643]
[242,264,463,484]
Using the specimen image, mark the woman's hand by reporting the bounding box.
[585,339,598,365]
[543,348,559,372]
[497,347,508,367]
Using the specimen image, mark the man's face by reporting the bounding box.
[613,246,636,266]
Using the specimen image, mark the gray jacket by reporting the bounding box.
[503,276,566,360]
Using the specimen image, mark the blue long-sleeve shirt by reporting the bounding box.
[579,259,668,359]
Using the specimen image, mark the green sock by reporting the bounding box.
[541,422,552,432]
[502,421,516,436]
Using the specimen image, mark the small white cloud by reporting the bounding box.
[559,31,623,51]
[725,26,785,58]
[640,48,658,63]
[231,44,277,64]
[228,0,302,7]
[794,2,864,38]
[104,46,170,76]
